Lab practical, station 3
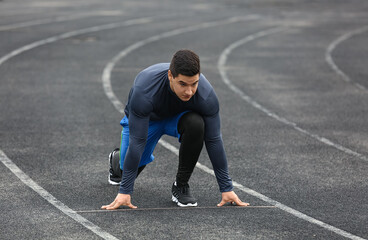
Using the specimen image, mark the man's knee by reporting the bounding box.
[178,112,205,137]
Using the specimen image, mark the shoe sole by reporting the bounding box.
[172,195,198,207]
[108,151,121,186]
[108,176,121,185]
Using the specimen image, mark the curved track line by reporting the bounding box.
[0,11,124,31]
[219,28,368,163]
[102,15,260,112]
[0,17,154,240]
[0,17,152,66]
[0,150,118,240]
[326,26,368,91]
[218,27,366,240]
[101,19,365,240]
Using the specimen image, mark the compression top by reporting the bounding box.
[120,63,233,194]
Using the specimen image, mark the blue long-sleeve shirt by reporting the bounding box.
[120,63,233,194]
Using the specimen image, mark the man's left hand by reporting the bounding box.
[217,191,250,207]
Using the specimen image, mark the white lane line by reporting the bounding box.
[0,17,152,66]
[0,10,124,31]
[0,17,154,240]
[218,27,366,240]
[0,150,119,240]
[218,27,368,164]
[101,18,366,239]
[102,14,260,112]
[326,26,368,91]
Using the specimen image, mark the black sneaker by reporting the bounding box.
[171,182,198,207]
[108,148,122,185]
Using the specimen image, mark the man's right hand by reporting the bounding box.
[101,193,137,210]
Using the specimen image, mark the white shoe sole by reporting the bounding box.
[108,150,121,185]
[108,176,121,185]
[172,195,198,207]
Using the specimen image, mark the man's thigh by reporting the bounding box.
[119,111,189,168]
[163,111,190,140]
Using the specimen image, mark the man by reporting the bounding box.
[102,49,249,209]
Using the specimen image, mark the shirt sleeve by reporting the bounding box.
[202,93,234,192]
[119,89,152,194]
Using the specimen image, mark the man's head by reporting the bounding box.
[168,49,200,102]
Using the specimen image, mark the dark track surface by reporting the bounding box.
[1,0,367,239]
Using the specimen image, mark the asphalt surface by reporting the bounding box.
[1,0,368,239]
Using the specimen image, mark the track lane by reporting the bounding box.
[2,0,368,239]
[102,20,366,239]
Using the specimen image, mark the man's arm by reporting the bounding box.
[119,113,150,194]
[101,113,149,210]
[102,85,153,209]
[203,113,250,207]
[203,113,233,192]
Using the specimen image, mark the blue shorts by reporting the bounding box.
[119,111,189,169]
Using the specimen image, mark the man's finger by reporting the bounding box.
[217,200,227,207]
[128,203,138,209]
[101,200,116,209]
[106,200,123,210]
[106,204,119,210]
[103,200,137,210]
[233,198,250,206]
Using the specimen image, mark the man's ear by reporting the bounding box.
[168,70,173,81]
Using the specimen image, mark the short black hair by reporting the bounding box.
[169,49,200,78]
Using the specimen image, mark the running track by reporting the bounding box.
[1,0,367,239]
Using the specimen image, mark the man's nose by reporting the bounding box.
[185,87,193,95]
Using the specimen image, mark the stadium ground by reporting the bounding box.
[1,0,367,239]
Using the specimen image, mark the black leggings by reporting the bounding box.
[176,112,205,186]
[136,112,204,185]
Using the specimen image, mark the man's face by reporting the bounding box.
[168,70,199,102]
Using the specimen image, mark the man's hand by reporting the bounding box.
[217,191,250,207]
[101,193,137,210]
